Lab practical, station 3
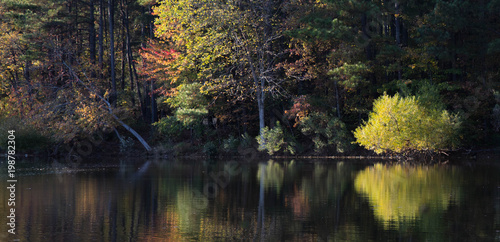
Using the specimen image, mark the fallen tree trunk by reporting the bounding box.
[63,62,152,152]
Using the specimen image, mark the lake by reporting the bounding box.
[1,157,499,241]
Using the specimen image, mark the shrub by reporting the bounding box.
[154,116,185,138]
[353,93,461,155]
[299,112,352,153]
[222,135,240,153]
[202,141,218,157]
[0,117,52,152]
[240,132,254,148]
[255,122,296,155]
[119,136,135,153]
[173,142,193,156]
[257,122,286,155]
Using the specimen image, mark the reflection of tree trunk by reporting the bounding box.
[129,180,138,240]
[109,193,117,242]
[257,163,265,241]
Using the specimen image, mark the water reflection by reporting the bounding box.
[355,164,462,229]
[0,158,498,241]
[256,160,284,193]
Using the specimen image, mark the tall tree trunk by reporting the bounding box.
[120,8,126,91]
[108,0,116,106]
[123,0,135,105]
[334,80,341,118]
[151,80,157,123]
[23,60,30,83]
[361,13,373,61]
[10,54,23,118]
[75,0,81,59]
[149,7,154,39]
[98,0,104,76]
[247,53,265,147]
[133,63,145,121]
[143,80,151,123]
[395,1,402,80]
[258,81,265,142]
[89,0,96,65]
[137,7,149,121]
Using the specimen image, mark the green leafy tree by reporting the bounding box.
[154,0,288,147]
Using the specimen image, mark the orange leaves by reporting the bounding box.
[284,95,311,127]
[138,40,179,83]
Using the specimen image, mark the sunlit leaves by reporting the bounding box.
[354,93,461,154]
[355,164,462,228]
[257,122,286,155]
[164,83,208,126]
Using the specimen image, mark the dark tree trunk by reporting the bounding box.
[143,80,151,123]
[122,0,135,105]
[395,1,402,80]
[151,80,157,123]
[120,7,126,91]
[108,0,116,106]
[98,0,104,76]
[89,0,96,65]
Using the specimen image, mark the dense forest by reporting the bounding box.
[0,0,499,157]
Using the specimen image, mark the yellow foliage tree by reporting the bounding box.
[353,93,461,155]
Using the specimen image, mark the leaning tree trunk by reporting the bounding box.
[63,62,152,151]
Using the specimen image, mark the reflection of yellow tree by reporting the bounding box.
[354,164,462,228]
[257,160,285,193]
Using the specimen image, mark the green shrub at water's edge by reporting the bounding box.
[203,141,218,157]
[154,116,185,139]
[221,135,240,153]
[353,93,461,155]
[256,121,298,155]
[299,111,352,153]
[257,122,286,155]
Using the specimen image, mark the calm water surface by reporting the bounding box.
[0,157,499,241]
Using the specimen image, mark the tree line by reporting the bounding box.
[0,0,499,156]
